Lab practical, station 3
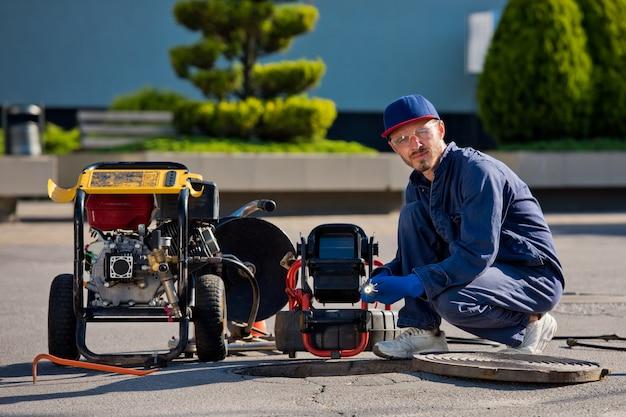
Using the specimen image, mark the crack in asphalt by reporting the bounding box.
[554,303,626,318]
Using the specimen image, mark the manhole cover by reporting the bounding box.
[413,351,609,384]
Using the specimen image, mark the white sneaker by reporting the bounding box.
[501,313,557,355]
[373,328,449,359]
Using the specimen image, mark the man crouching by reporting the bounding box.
[361,94,563,358]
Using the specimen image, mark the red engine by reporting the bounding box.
[86,194,154,231]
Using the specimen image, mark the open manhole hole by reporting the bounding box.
[236,352,608,384]
[236,358,413,378]
[413,351,609,384]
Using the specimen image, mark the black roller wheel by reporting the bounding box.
[367,309,401,350]
[48,273,79,360]
[194,274,227,361]
[274,310,305,353]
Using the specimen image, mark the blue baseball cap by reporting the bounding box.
[382,94,440,138]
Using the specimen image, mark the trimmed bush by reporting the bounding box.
[170,39,224,78]
[477,0,592,143]
[260,3,319,53]
[44,124,80,155]
[1,124,79,155]
[136,137,376,154]
[575,0,626,137]
[170,1,333,142]
[171,1,320,100]
[173,100,202,135]
[194,102,217,135]
[259,96,336,142]
[190,68,242,100]
[252,59,325,99]
[111,87,188,111]
[195,98,264,138]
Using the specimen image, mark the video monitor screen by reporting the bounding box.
[318,234,355,259]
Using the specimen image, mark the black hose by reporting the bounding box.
[221,257,260,336]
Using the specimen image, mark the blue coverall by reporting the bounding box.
[381,142,564,346]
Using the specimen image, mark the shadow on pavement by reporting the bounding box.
[0,356,582,406]
[413,371,582,390]
[549,223,626,237]
[0,359,264,405]
[0,362,87,380]
[16,217,73,223]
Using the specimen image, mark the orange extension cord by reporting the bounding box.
[32,353,158,384]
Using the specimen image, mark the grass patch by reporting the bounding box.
[0,129,375,154]
[105,136,377,154]
[0,125,80,155]
[496,138,626,151]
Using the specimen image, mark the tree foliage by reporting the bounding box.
[477,0,593,143]
[111,87,188,111]
[171,0,321,100]
[575,0,626,137]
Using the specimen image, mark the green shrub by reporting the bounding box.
[44,123,80,155]
[173,100,202,134]
[171,1,321,100]
[261,3,319,53]
[259,96,336,142]
[477,0,592,143]
[190,68,242,100]
[496,137,626,151]
[194,102,217,135]
[0,125,80,154]
[136,136,376,154]
[195,98,264,138]
[214,98,264,138]
[252,59,325,98]
[170,39,224,78]
[111,87,188,111]
[575,0,626,137]
[177,95,336,142]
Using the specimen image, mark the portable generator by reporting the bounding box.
[47,161,293,366]
[274,224,400,359]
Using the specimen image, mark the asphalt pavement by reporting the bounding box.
[1,201,625,417]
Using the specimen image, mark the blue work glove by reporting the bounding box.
[360,272,425,305]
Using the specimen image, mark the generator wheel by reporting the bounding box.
[194,274,227,361]
[48,273,79,360]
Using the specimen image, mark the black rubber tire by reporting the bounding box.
[194,274,227,361]
[48,273,80,360]
[274,310,305,353]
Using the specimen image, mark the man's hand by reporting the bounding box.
[360,272,425,305]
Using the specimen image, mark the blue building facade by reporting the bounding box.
[0,0,507,149]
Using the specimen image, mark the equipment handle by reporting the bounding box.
[302,332,370,358]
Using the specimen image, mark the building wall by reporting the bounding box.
[0,0,506,109]
[0,0,506,149]
[0,0,197,107]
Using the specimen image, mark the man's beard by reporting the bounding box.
[404,148,433,172]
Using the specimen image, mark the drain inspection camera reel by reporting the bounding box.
[274,224,400,359]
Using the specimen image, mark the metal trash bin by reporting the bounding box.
[1,104,44,155]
